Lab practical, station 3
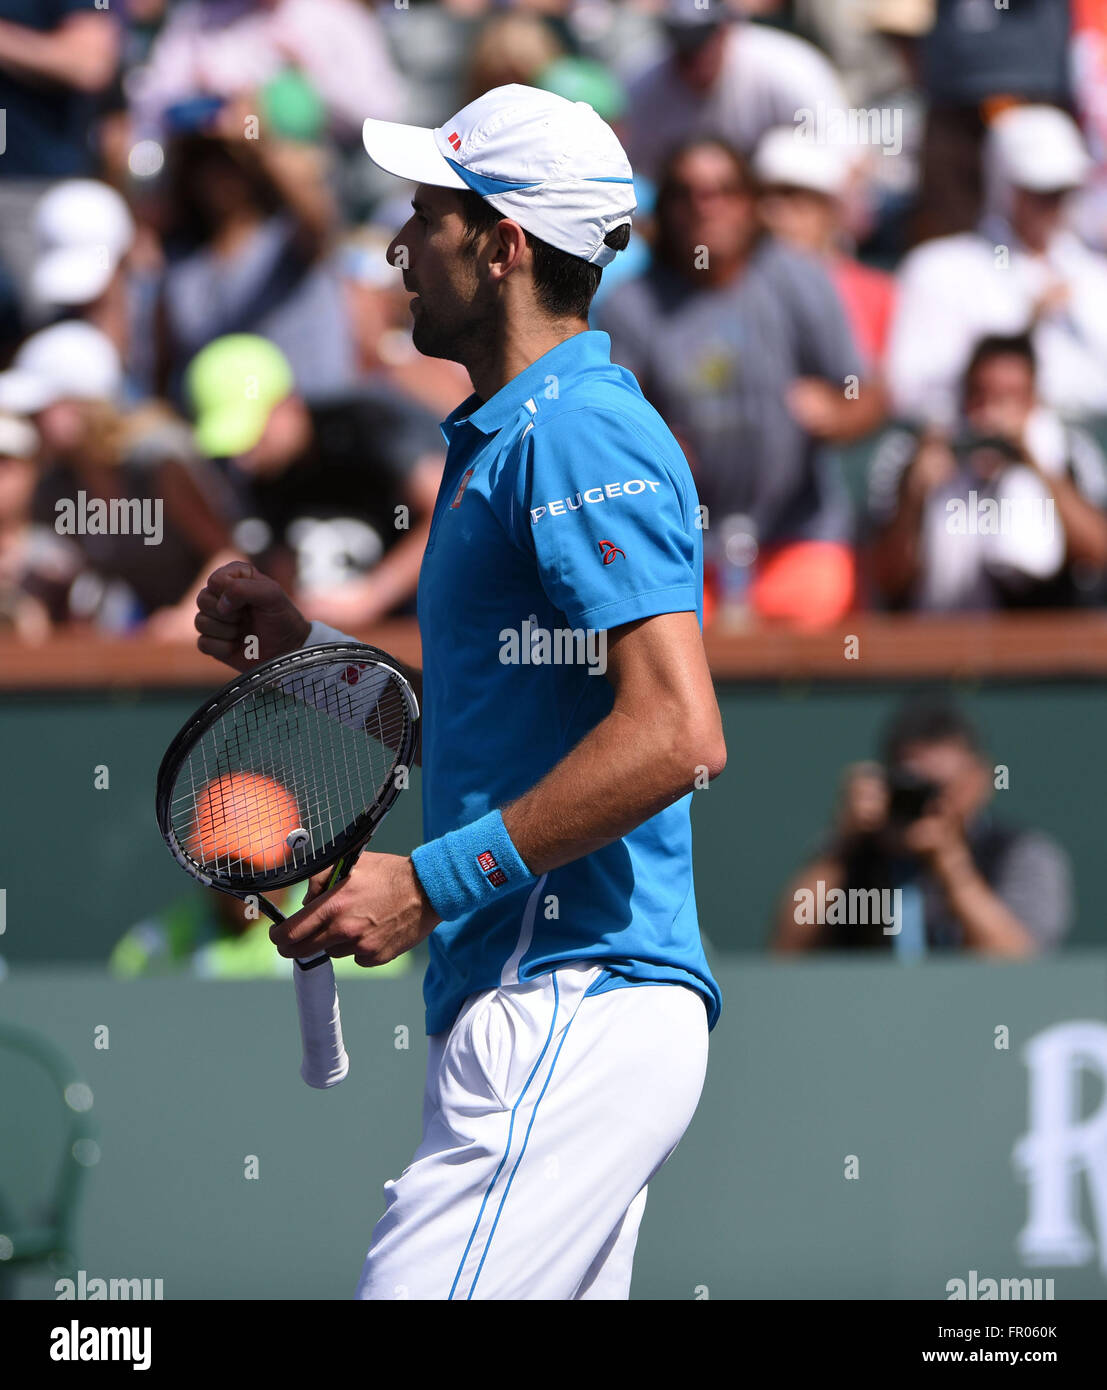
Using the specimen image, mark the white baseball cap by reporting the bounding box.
[0,322,123,415]
[31,180,135,307]
[988,105,1091,194]
[753,126,853,198]
[362,83,636,267]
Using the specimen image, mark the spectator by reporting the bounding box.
[130,0,408,142]
[462,11,563,105]
[157,117,356,403]
[887,105,1107,426]
[0,321,237,632]
[771,699,1072,956]
[850,0,931,266]
[754,124,897,365]
[184,334,443,630]
[914,0,1071,244]
[1070,0,1107,253]
[111,884,409,979]
[29,178,138,374]
[0,0,121,323]
[623,0,848,181]
[869,333,1107,611]
[598,137,884,631]
[792,0,920,109]
[371,0,485,129]
[0,411,73,640]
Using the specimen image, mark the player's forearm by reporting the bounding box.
[500,702,725,878]
[0,17,118,91]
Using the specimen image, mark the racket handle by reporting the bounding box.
[294,953,349,1089]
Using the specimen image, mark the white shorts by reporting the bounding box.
[354,960,710,1300]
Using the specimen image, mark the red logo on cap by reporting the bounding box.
[447,131,461,151]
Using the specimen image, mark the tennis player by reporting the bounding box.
[194,84,726,1300]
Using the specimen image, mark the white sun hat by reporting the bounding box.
[31,180,136,308]
[987,105,1092,194]
[753,126,854,198]
[0,322,123,415]
[362,83,636,267]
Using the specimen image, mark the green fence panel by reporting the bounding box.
[1,957,1103,1300]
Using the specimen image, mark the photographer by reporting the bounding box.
[771,701,1071,957]
[868,333,1107,610]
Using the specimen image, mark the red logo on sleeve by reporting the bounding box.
[598,539,625,565]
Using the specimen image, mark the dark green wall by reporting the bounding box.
[2,958,1104,1300]
[0,681,1101,963]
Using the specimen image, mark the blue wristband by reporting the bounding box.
[411,810,536,923]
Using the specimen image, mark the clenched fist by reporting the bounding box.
[195,560,311,672]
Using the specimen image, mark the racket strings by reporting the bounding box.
[169,660,411,882]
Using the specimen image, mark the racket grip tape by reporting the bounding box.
[294,953,349,1089]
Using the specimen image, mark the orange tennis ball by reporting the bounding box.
[189,772,303,873]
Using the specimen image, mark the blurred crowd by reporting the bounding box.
[4,0,1107,641]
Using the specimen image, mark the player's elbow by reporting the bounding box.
[696,728,728,784]
[672,716,727,788]
[631,695,727,791]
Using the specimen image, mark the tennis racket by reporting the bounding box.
[155,642,419,1089]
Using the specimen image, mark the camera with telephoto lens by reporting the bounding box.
[885,768,942,828]
[950,431,1024,477]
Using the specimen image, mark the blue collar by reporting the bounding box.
[440,330,613,442]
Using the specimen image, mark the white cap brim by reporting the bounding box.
[1012,160,1090,193]
[0,370,57,415]
[31,246,117,307]
[362,118,467,190]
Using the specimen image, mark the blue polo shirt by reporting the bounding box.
[417,330,721,1035]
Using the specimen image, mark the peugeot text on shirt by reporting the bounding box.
[530,477,662,523]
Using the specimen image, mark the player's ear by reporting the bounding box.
[489,218,528,280]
